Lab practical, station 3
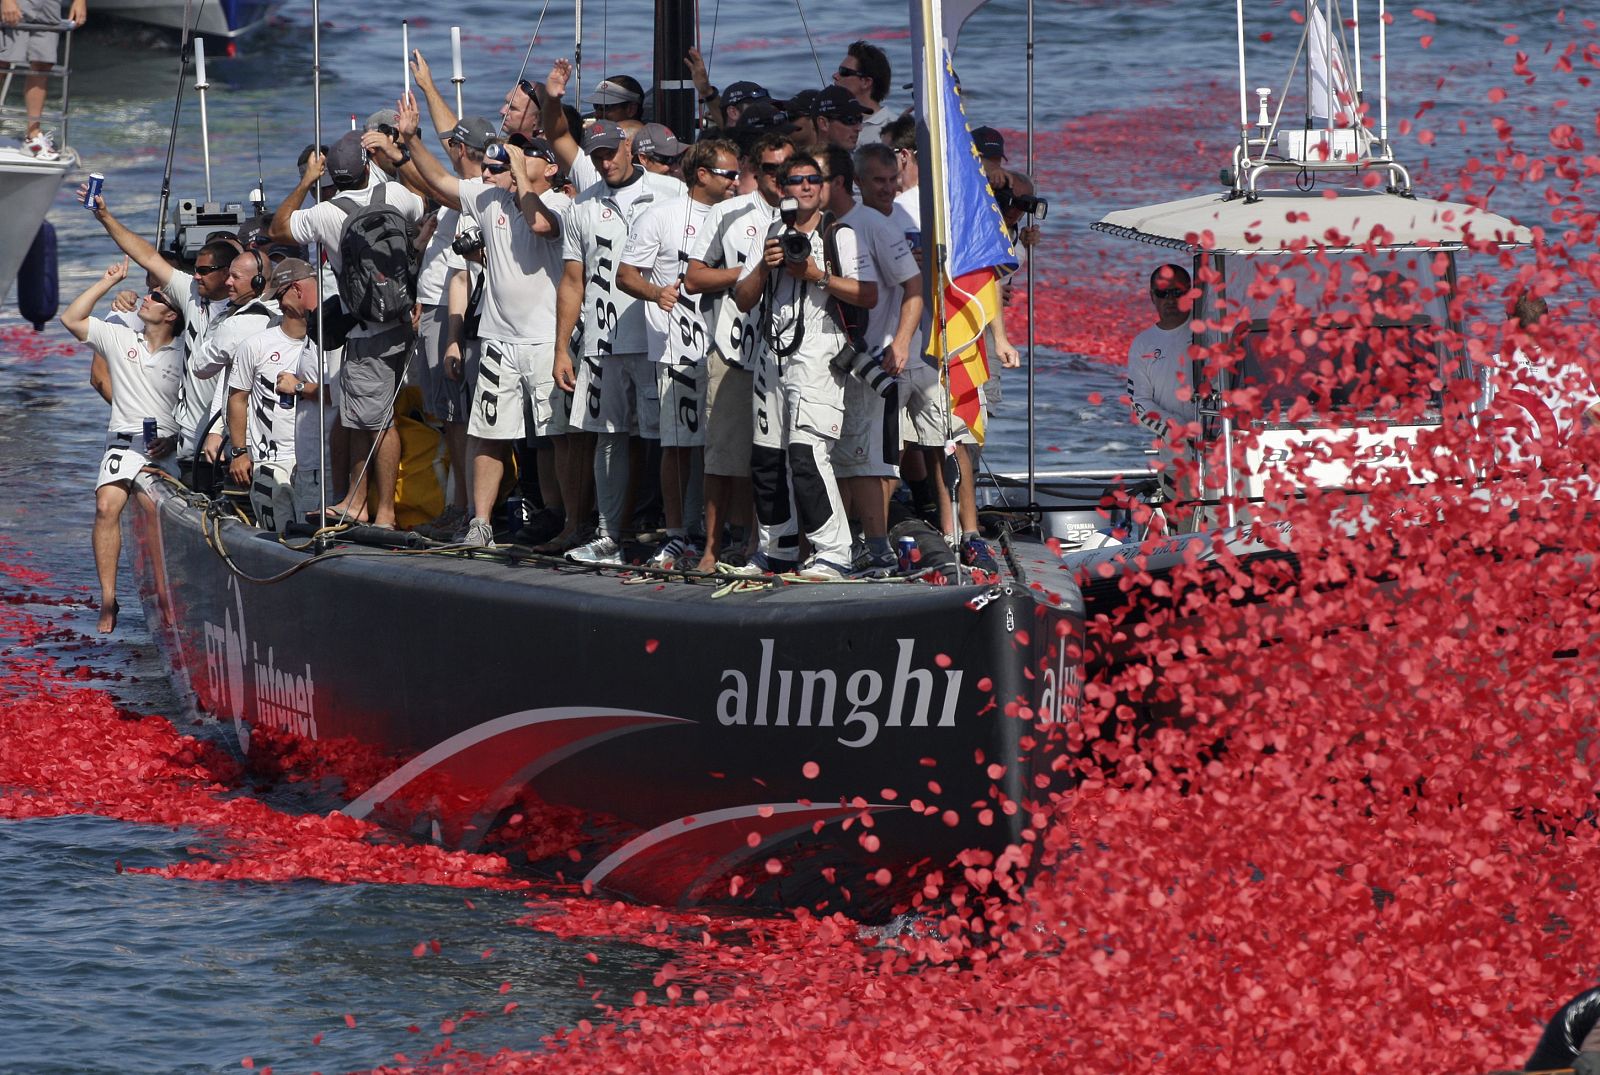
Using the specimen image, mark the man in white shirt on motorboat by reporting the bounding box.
[60,257,184,634]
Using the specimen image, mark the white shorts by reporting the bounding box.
[833,375,901,478]
[655,361,707,448]
[574,351,660,438]
[903,360,979,448]
[468,338,563,441]
[98,431,178,489]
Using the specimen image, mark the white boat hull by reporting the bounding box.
[89,0,281,38]
[0,152,71,304]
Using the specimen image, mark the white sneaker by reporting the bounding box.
[566,534,621,565]
[647,535,696,569]
[797,557,850,581]
[23,130,59,161]
[461,517,494,547]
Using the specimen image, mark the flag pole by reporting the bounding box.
[313,0,328,529]
[1025,0,1036,508]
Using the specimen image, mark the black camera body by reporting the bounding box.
[452,225,485,256]
[779,230,812,265]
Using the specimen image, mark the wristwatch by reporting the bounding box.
[228,445,248,459]
[293,380,306,395]
[817,270,831,291]
[394,146,412,165]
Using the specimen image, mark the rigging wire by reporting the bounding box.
[513,0,556,87]
[705,0,722,72]
[791,0,826,86]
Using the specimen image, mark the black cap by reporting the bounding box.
[722,81,770,109]
[815,85,870,121]
[783,88,821,118]
[326,131,368,184]
[971,126,1007,160]
[733,100,795,134]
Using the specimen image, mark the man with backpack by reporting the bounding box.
[270,129,425,529]
[731,153,878,580]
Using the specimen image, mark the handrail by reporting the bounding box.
[0,19,75,149]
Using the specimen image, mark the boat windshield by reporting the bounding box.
[1218,251,1463,428]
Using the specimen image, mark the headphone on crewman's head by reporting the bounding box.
[250,249,268,294]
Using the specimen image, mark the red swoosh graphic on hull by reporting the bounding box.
[343,708,691,834]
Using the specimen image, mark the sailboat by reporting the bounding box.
[122,0,1086,918]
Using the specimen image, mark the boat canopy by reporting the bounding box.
[1092,188,1532,255]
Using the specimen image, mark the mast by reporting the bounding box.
[653,0,697,138]
[154,2,196,250]
[312,0,328,528]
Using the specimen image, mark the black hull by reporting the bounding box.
[126,478,1086,915]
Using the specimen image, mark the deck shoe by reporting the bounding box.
[852,548,899,579]
[722,550,795,576]
[567,534,622,565]
[415,504,467,541]
[960,536,999,573]
[512,507,565,546]
[797,557,851,581]
[461,517,495,547]
[647,535,696,569]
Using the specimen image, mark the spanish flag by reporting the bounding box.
[918,38,1018,445]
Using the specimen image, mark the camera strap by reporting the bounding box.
[820,215,868,350]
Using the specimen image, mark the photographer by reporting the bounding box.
[732,155,878,580]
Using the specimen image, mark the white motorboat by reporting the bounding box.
[0,19,76,308]
[89,0,283,40]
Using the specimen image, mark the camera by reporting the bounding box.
[829,342,896,398]
[452,225,485,256]
[995,188,1048,218]
[779,230,812,264]
[779,196,798,227]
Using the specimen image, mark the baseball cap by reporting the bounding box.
[635,122,688,160]
[583,119,628,153]
[325,131,368,185]
[971,126,1007,160]
[449,116,497,151]
[582,76,643,106]
[782,88,821,118]
[268,257,315,295]
[815,85,870,121]
[519,135,557,162]
[722,81,769,109]
[365,108,399,132]
[733,100,795,133]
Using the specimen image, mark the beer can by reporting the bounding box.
[142,416,157,450]
[896,536,919,575]
[277,391,295,410]
[84,173,104,210]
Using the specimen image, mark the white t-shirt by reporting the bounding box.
[162,269,223,439]
[1496,348,1597,473]
[85,318,184,436]
[415,206,468,308]
[570,153,685,202]
[1126,322,1196,438]
[287,180,426,276]
[227,325,318,469]
[621,195,716,365]
[894,188,921,230]
[860,100,896,146]
[737,217,874,380]
[562,168,683,357]
[689,192,779,368]
[839,204,919,355]
[194,299,281,446]
[457,179,572,344]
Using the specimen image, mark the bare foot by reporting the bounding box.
[97,598,119,634]
[694,552,719,573]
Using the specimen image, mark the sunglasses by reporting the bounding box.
[826,112,863,126]
[704,166,740,181]
[759,162,785,175]
[146,290,173,308]
[483,162,510,174]
[516,78,540,102]
[837,65,863,79]
[193,264,226,276]
[1151,287,1187,299]
[781,174,825,188]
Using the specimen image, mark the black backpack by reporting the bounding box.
[333,185,418,325]
[821,215,870,350]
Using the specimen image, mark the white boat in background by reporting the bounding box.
[90,0,283,40]
[0,19,76,308]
